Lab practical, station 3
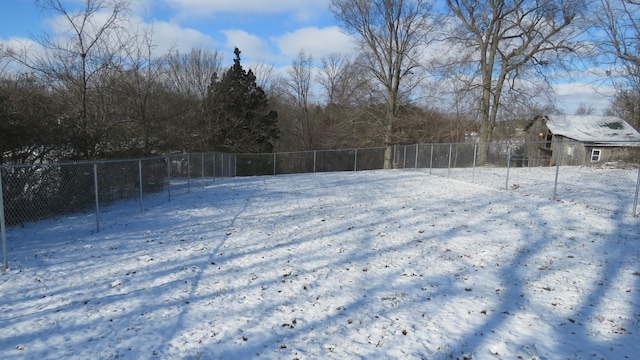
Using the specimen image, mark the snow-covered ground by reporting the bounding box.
[1,168,639,359]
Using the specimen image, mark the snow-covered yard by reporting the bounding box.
[1,168,639,359]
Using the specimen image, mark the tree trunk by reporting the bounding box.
[476,120,494,165]
[383,109,394,169]
[384,146,393,169]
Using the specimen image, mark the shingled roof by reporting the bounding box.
[544,115,640,145]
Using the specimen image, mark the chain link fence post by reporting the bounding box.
[448,144,453,177]
[552,140,564,200]
[187,154,191,193]
[429,144,434,175]
[213,152,218,180]
[93,163,101,233]
[354,149,358,171]
[472,143,478,183]
[167,156,172,202]
[1,166,7,270]
[221,153,225,179]
[403,146,407,168]
[505,145,512,190]
[138,160,144,213]
[201,154,205,189]
[634,166,640,218]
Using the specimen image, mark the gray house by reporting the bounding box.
[523,115,640,166]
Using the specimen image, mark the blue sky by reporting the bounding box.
[0,0,353,66]
[0,0,614,114]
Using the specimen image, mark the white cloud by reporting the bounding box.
[0,37,45,73]
[274,26,356,59]
[130,0,154,18]
[554,82,615,115]
[3,16,217,64]
[0,36,41,54]
[221,29,273,61]
[215,27,357,68]
[163,0,330,20]
[148,21,217,54]
[40,8,217,57]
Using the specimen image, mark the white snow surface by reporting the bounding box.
[1,168,639,360]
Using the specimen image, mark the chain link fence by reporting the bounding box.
[420,141,640,217]
[2,142,639,270]
[235,141,639,218]
[0,152,237,269]
[166,152,237,197]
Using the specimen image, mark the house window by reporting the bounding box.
[591,149,602,162]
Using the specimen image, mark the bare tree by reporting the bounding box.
[0,42,11,77]
[318,53,351,107]
[248,60,276,91]
[445,0,588,164]
[317,52,371,107]
[316,53,374,148]
[574,102,595,115]
[284,50,314,150]
[330,0,437,168]
[163,46,223,152]
[596,0,640,129]
[598,0,640,69]
[0,73,65,164]
[606,87,640,131]
[5,0,132,159]
[165,46,223,100]
[109,24,173,156]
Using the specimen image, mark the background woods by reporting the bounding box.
[1,0,640,164]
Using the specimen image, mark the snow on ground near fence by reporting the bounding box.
[0,168,639,359]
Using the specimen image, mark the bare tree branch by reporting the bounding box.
[445,0,588,164]
[331,0,438,168]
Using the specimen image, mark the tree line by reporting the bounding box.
[1,0,639,166]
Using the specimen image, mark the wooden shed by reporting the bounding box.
[522,115,640,166]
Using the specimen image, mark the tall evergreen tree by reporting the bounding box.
[203,48,279,153]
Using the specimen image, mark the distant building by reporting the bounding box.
[522,115,640,166]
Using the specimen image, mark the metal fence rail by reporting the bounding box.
[1,141,639,270]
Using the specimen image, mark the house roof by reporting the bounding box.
[545,115,640,145]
